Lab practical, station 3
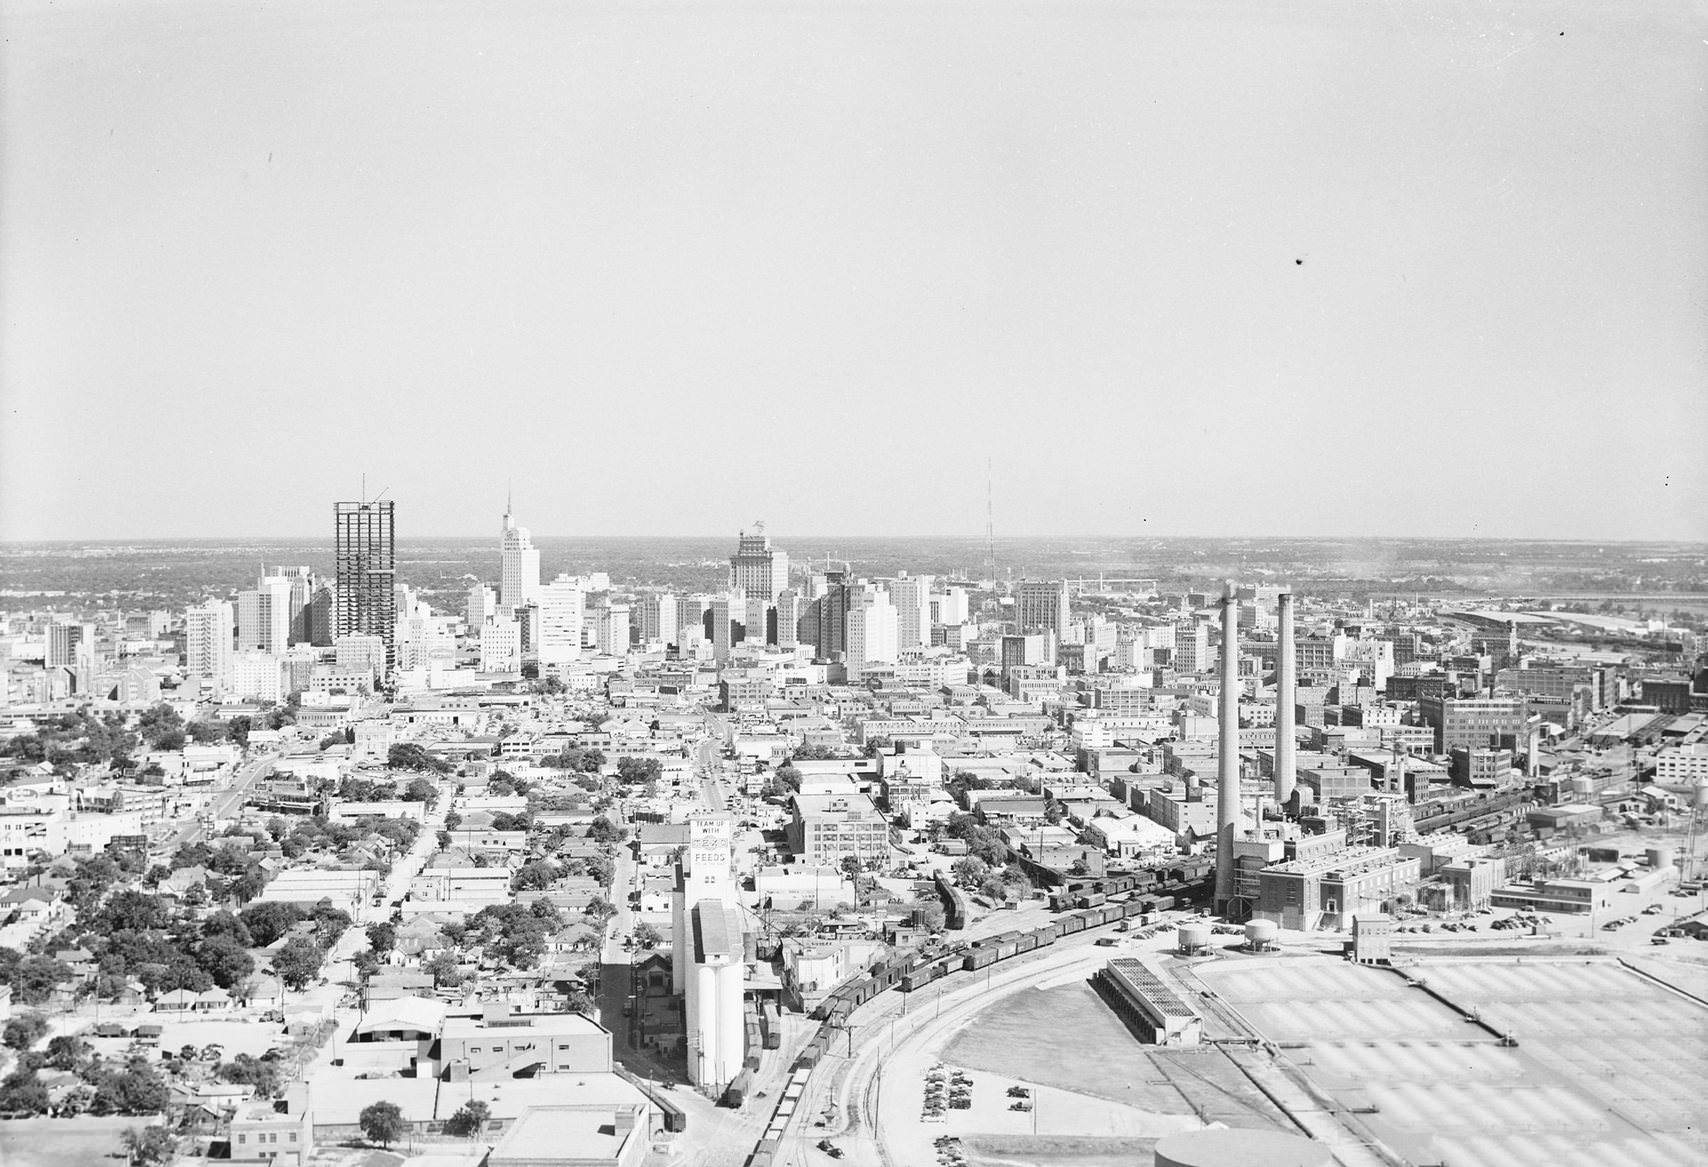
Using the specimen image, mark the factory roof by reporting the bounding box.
[1106,958,1196,1019]
[1266,844,1406,878]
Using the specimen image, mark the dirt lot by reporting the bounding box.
[0,1115,135,1167]
[959,1133,1161,1167]
[941,980,1190,1112]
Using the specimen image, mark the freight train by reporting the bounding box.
[934,869,970,930]
[745,868,1211,1167]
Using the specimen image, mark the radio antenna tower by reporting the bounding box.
[983,457,996,581]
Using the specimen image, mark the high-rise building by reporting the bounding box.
[184,600,234,689]
[1173,621,1210,672]
[775,590,801,650]
[465,583,496,631]
[308,585,334,647]
[804,563,851,659]
[638,593,677,646]
[710,593,737,663]
[729,527,788,603]
[537,575,584,665]
[46,619,94,669]
[1015,579,1070,640]
[846,587,898,680]
[263,566,317,644]
[238,575,293,655]
[334,500,396,668]
[594,605,630,657]
[480,618,522,672]
[889,573,932,652]
[500,505,541,609]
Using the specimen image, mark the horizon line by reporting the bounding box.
[2,533,1705,547]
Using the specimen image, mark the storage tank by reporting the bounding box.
[1570,775,1596,798]
[1694,782,1708,810]
[1155,1129,1334,1167]
[1647,846,1674,872]
[1176,921,1213,954]
[1244,919,1279,951]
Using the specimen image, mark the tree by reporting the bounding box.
[403,776,437,802]
[365,922,397,953]
[950,856,989,888]
[511,860,557,892]
[195,935,255,990]
[359,1100,407,1148]
[2,1012,48,1052]
[388,743,450,774]
[587,816,620,844]
[0,1070,50,1116]
[424,950,467,988]
[839,855,864,878]
[121,1126,176,1166]
[239,902,306,946]
[584,852,615,887]
[271,937,325,991]
[443,1098,490,1138]
[616,756,663,786]
[218,1053,284,1099]
[44,1035,91,1072]
[633,922,663,949]
[187,718,230,744]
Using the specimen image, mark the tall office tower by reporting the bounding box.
[1015,579,1070,640]
[334,634,388,679]
[805,563,852,658]
[1173,621,1210,672]
[465,583,496,631]
[888,572,933,652]
[46,619,94,669]
[710,594,735,663]
[334,500,396,668]
[480,617,522,673]
[671,811,747,1095]
[638,593,678,646]
[308,585,335,646]
[729,527,788,603]
[537,575,584,665]
[238,576,293,654]
[675,597,709,645]
[594,605,630,656]
[500,505,541,609]
[262,566,316,644]
[775,590,801,650]
[846,587,898,680]
[183,600,234,689]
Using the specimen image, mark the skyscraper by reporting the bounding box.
[500,504,541,609]
[334,500,396,668]
[238,575,293,654]
[1015,579,1070,640]
[729,527,788,603]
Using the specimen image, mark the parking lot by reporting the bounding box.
[1196,954,1708,1167]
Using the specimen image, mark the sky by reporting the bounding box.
[1,0,1704,543]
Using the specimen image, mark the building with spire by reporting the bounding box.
[500,498,541,610]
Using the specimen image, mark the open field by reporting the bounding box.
[941,980,1189,1111]
[1196,954,1708,1167]
[0,1116,135,1167]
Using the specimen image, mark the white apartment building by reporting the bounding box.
[845,589,898,681]
[888,573,932,652]
[638,593,677,645]
[480,618,522,672]
[1655,744,1708,786]
[537,575,585,665]
[226,651,286,702]
[465,583,496,631]
[184,599,233,688]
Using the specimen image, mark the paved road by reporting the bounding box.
[160,754,274,851]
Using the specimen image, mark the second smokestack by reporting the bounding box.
[1214,579,1241,913]
[1276,587,1296,809]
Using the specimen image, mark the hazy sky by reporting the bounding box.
[2,0,1704,543]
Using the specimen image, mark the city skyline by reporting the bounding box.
[2,1,1704,545]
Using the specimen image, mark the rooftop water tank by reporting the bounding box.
[1245,919,1279,948]
[1647,846,1674,872]
[1176,921,1213,953]
[1155,1129,1334,1167]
